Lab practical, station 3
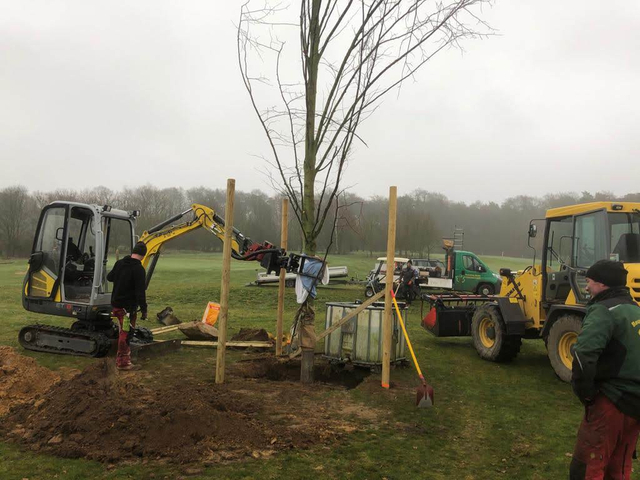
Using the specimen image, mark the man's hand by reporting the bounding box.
[141,311,148,321]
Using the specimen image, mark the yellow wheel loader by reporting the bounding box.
[21,201,302,357]
[422,202,640,381]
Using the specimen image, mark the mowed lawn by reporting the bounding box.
[0,252,586,479]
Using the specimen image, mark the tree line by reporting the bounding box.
[1,185,638,259]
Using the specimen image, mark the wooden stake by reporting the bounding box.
[381,186,397,389]
[183,340,272,349]
[215,178,235,384]
[150,325,181,335]
[276,198,289,356]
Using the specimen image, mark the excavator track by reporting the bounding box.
[19,324,112,358]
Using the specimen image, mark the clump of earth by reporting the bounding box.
[1,351,382,464]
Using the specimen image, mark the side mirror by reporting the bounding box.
[55,227,64,241]
[528,224,538,238]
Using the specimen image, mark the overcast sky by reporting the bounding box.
[1,1,638,204]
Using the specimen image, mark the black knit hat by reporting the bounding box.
[586,260,627,287]
[132,241,148,257]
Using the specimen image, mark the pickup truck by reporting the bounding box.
[420,250,501,295]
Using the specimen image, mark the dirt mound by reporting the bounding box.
[2,356,380,464]
[0,346,67,416]
[231,328,272,343]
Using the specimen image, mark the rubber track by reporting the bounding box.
[19,324,112,358]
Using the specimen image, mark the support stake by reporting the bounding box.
[382,186,397,389]
[215,178,235,384]
[276,198,289,356]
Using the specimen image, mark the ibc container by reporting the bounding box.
[323,301,407,367]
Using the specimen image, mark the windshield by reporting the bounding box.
[573,210,640,268]
[609,211,640,263]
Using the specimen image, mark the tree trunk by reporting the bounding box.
[302,0,321,257]
[299,0,322,384]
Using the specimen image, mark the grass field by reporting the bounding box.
[0,252,583,479]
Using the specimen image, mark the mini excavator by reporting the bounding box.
[20,201,302,357]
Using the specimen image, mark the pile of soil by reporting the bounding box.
[0,346,70,416]
[1,354,381,464]
[231,328,272,343]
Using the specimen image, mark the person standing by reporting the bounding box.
[107,241,148,370]
[570,259,640,479]
[399,260,419,305]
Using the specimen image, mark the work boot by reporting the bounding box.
[117,363,141,371]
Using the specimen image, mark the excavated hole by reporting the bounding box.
[233,356,371,390]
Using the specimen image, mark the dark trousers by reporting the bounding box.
[112,307,137,368]
[570,394,640,480]
[399,282,418,304]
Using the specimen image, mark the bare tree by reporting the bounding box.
[238,0,492,255]
[0,186,36,257]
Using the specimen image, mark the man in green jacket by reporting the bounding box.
[570,260,640,480]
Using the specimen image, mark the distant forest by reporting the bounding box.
[1,185,639,259]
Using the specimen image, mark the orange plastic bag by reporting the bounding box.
[202,302,221,326]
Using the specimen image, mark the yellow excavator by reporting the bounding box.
[422,202,640,381]
[21,201,297,357]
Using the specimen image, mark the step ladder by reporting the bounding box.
[453,226,464,250]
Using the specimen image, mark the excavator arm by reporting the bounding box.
[138,203,288,287]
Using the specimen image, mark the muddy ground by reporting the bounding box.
[0,347,386,465]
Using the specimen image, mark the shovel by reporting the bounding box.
[390,289,434,408]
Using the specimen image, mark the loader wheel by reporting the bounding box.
[477,283,495,296]
[471,305,521,362]
[547,314,582,382]
[285,279,295,288]
[364,286,375,298]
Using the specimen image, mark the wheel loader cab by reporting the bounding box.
[540,205,640,308]
[24,202,136,321]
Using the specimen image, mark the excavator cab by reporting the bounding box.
[21,202,138,355]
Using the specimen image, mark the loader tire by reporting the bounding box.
[364,286,375,298]
[471,305,521,362]
[547,314,582,383]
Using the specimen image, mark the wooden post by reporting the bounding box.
[382,186,397,389]
[215,179,235,384]
[276,198,289,356]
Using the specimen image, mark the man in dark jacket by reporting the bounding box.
[107,241,148,370]
[399,261,419,305]
[570,260,640,479]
